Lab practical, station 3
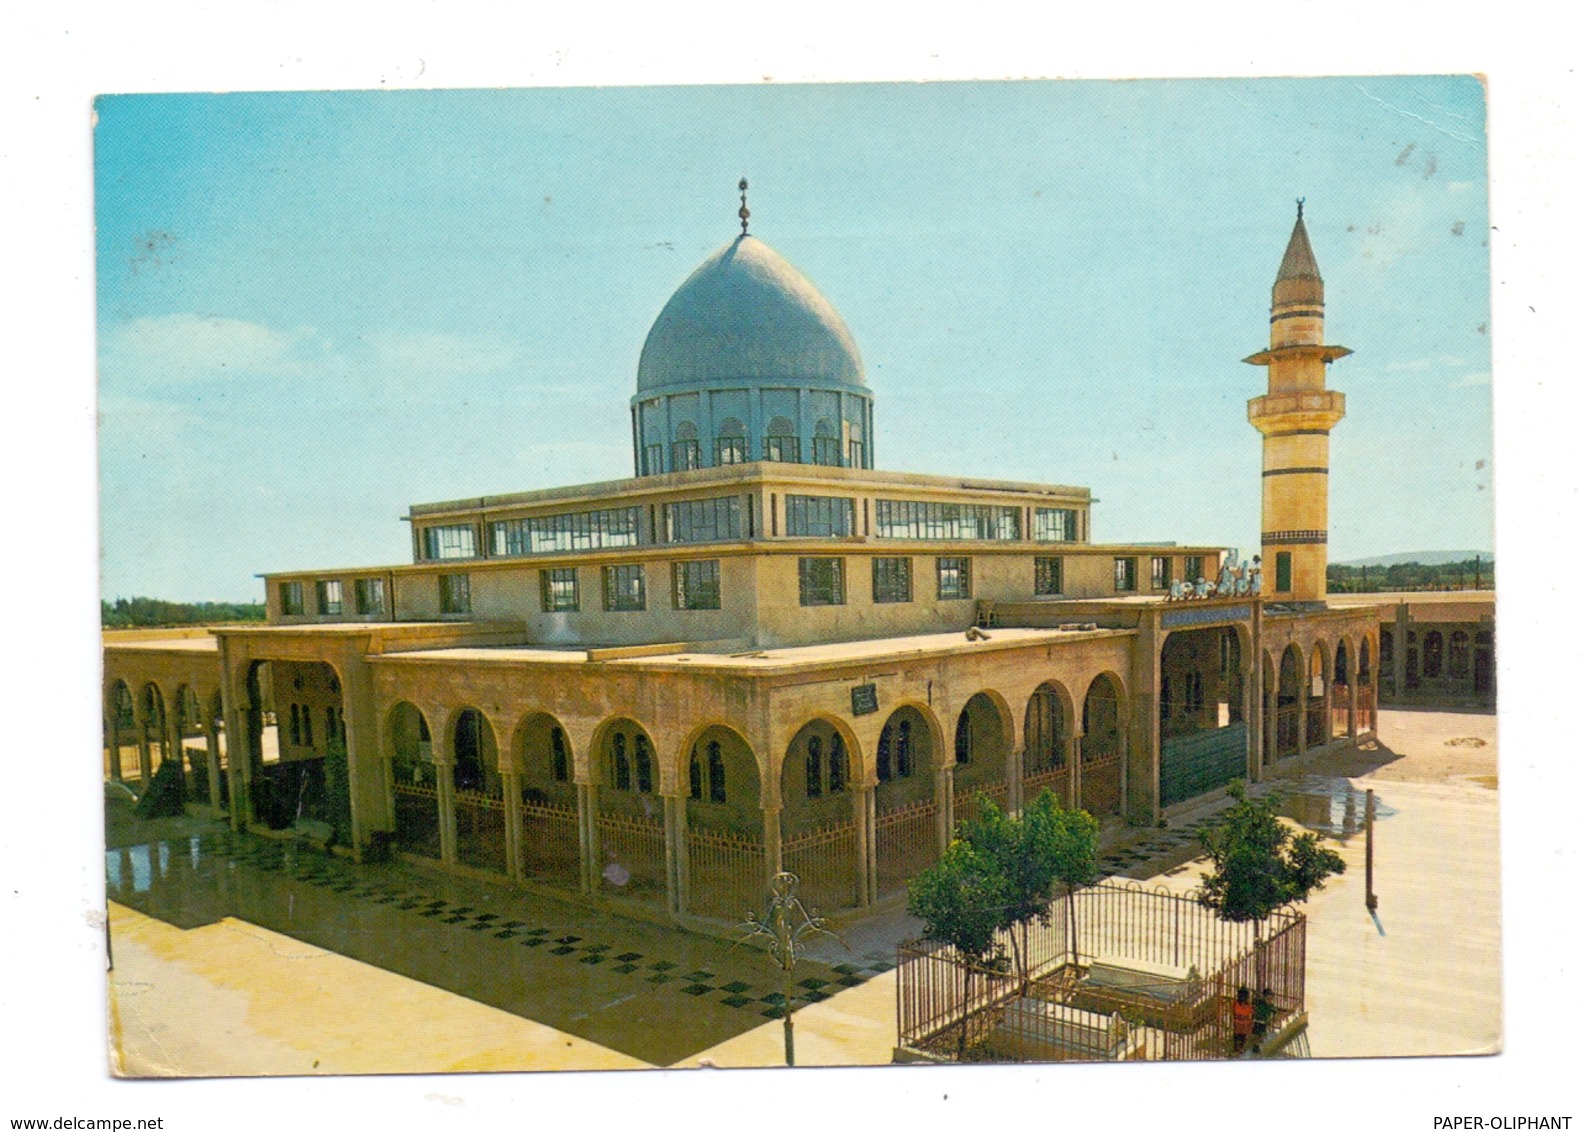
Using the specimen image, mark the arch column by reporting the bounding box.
[1348,673,1360,741]
[852,785,873,907]
[665,794,689,916]
[1243,657,1261,783]
[1008,746,1025,814]
[434,755,458,865]
[106,707,123,783]
[935,765,954,849]
[1264,679,1278,766]
[137,713,153,789]
[576,782,597,894]
[205,725,223,815]
[1297,671,1310,755]
[762,805,783,886]
[1067,732,1083,809]
[501,768,525,881]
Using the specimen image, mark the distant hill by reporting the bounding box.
[1333,550,1493,568]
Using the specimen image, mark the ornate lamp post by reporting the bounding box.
[738,871,843,1066]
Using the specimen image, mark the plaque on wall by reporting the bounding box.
[850,683,879,716]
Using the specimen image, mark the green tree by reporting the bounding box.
[1196,779,1346,941]
[1039,796,1101,963]
[907,837,1010,1055]
[957,789,1099,988]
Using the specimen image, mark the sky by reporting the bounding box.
[95,77,1492,601]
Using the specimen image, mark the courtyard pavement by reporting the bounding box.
[105,706,1500,1073]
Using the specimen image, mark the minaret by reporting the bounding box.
[1244,201,1351,603]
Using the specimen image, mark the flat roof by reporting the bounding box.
[103,636,220,653]
[1327,590,1495,606]
[408,461,1092,519]
[370,625,1133,677]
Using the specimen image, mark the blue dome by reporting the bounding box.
[636,236,865,394]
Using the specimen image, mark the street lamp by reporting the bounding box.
[737,871,844,1066]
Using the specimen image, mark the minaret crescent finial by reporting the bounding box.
[1297,196,1305,220]
[738,178,750,236]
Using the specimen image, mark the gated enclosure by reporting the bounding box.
[896,879,1306,1063]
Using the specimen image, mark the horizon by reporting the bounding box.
[96,78,1493,602]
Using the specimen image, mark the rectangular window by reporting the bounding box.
[785,495,856,538]
[798,558,846,606]
[602,564,646,612]
[1151,556,1172,590]
[315,579,343,615]
[540,567,579,612]
[664,496,744,543]
[439,573,471,614]
[848,438,865,468]
[354,577,386,615]
[490,507,641,557]
[1276,551,1293,593]
[874,500,1022,541]
[672,560,721,610]
[279,581,304,615]
[936,557,972,600]
[763,434,801,463]
[1184,555,1205,585]
[422,524,476,560]
[714,436,747,465]
[872,556,913,603]
[644,445,665,475]
[672,439,701,471]
[1113,557,1138,592]
[812,435,842,466]
[1033,508,1079,542]
[1034,556,1064,596]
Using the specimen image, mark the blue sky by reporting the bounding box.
[95,77,1491,601]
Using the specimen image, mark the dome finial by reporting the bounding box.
[1297,196,1305,220]
[738,177,751,236]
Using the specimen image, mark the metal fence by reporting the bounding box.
[875,798,940,895]
[1160,723,1248,808]
[1356,685,1377,732]
[594,810,668,902]
[521,799,580,887]
[391,782,441,859]
[1022,764,1070,808]
[685,826,765,921]
[1080,755,1122,816]
[1276,705,1301,757]
[782,820,859,913]
[954,781,1011,827]
[454,790,508,874]
[896,879,1306,1063]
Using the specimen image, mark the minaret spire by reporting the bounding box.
[1243,202,1352,603]
[738,177,751,236]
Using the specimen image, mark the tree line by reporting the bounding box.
[1326,557,1493,593]
[102,596,266,628]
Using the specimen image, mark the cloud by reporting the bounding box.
[101,313,315,384]
[100,315,535,395]
[1452,370,1492,388]
[365,331,522,378]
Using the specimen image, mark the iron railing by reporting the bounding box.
[896,879,1305,1063]
[684,825,765,920]
[875,798,940,895]
[782,820,860,912]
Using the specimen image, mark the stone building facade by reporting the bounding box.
[103,203,1383,925]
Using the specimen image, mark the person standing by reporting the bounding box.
[1232,985,1255,1055]
[1252,987,1277,1052]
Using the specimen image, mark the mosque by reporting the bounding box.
[102,189,1383,924]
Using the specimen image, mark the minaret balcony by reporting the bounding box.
[1248,390,1345,432]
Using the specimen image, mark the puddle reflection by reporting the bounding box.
[1275,777,1396,838]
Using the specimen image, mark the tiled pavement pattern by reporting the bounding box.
[105,828,885,1065]
[104,778,1366,1065]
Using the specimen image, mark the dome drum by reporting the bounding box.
[633,234,873,477]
